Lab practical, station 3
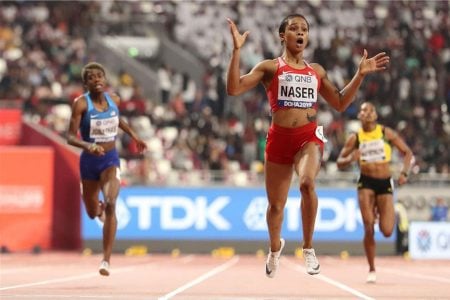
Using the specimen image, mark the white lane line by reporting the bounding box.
[380,267,450,283]
[283,259,375,300]
[0,295,112,298]
[158,256,240,300]
[0,263,82,275]
[0,262,153,291]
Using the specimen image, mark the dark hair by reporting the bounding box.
[81,62,106,83]
[278,14,310,35]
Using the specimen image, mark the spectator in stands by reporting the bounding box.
[66,62,147,276]
[430,197,448,222]
[337,101,414,283]
[226,15,389,278]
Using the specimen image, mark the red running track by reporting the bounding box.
[1,252,449,299]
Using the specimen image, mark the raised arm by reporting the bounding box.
[336,133,359,170]
[226,18,267,96]
[315,49,390,112]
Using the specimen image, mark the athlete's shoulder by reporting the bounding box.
[256,58,278,70]
[106,91,121,105]
[73,94,88,107]
[71,94,88,114]
[308,63,326,77]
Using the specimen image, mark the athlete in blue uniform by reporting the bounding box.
[67,62,147,276]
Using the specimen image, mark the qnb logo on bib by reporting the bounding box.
[277,72,318,108]
[90,115,119,142]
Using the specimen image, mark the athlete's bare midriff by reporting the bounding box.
[272,108,317,128]
[96,141,116,152]
[360,162,391,179]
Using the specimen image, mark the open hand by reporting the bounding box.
[227,18,250,50]
[358,49,390,76]
[135,139,148,154]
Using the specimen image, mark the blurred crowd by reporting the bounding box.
[1,0,449,186]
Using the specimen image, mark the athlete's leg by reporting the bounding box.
[265,160,293,252]
[99,166,120,263]
[376,194,395,238]
[359,189,376,272]
[81,180,102,219]
[294,143,321,249]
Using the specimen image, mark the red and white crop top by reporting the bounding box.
[266,57,321,112]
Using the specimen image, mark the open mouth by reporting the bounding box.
[296,38,304,45]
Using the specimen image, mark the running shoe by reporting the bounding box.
[97,201,106,223]
[303,248,320,275]
[265,238,285,278]
[366,271,376,283]
[99,260,110,276]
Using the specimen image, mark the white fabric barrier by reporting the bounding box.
[409,222,450,259]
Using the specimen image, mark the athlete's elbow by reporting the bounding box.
[336,161,347,171]
[330,102,346,112]
[337,102,351,112]
[226,86,240,96]
[336,106,346,113]
[66,134,76,146]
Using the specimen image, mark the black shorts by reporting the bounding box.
[357,174,394,195]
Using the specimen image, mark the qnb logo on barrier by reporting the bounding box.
[436,231,450,251]
[416,230,432,252]
[409,222,450,259]
[243,197,267,230]
[122,196,231,230]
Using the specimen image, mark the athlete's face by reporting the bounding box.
[84,68,106,93]
[358,103,378,123]
[280,17,309,52]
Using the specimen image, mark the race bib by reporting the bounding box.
[277,72,318,108]
[89,116,119,142]
[359,139,386,162]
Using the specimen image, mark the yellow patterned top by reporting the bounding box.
[357,124,392,164]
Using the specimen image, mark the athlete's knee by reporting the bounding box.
[380,226,394,238]
[267,202,284,215]
[84,198,100,219]
[104,198,117,215]
[363,223,375,236]
[299,175,315,194]
[86,207,98,219]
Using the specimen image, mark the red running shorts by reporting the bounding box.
[265,122,326,164]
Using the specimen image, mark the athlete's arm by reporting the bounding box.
[313,50,389,112]
[67,96,93,151]
[385,127,414,184]
[110,93,148,153]
[227,57,272,96]
[313,63,365,112]
[336,133,359,170]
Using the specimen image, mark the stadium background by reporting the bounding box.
[0,0,449,257]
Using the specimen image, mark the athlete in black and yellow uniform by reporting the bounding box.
[337,102,414,284]
[357,123,394,195]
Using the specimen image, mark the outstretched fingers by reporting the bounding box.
[374,53,390,70]
[227,18,250,49]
